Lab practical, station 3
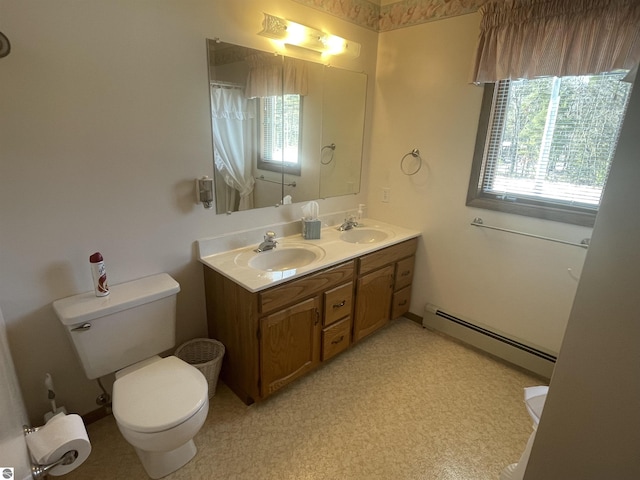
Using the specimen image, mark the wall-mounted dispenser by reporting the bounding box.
[196,176,214,209]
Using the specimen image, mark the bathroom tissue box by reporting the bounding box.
[25,413,91,475]
[302,219,321,240]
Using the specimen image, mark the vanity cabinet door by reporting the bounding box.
[259,297,321,397]
[353,264,394,342]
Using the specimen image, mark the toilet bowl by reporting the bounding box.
[113,356,209,479]
[499,386,549,480]
[53,273,210,479]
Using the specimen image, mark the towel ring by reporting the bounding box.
[321,143,336,165]
[401,148,422,175]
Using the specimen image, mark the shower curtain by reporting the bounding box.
[211,86,256,211]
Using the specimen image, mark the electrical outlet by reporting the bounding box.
[382,187,391,203]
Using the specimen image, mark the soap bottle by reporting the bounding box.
[357,204,365,221]
[89,252,109,297]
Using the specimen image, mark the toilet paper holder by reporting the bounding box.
[24,425,79,479]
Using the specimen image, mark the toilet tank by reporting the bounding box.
[53,273,180,380]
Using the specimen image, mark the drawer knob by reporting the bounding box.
[398,300,407,306]
[333,300,346,309]
[331,335,345,345]
[401,270,411,277]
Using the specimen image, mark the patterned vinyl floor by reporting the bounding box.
[64,318,543,480]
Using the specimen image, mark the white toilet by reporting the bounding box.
[53,273,209,479]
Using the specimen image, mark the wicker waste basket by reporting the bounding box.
[175,338,225,398]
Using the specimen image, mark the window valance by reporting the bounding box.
[471,0,640,83]
[245,53,309,98]
[283,57,309,96]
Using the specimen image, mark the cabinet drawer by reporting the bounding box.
[358,238,418,275]
[324,282,353,327]
[322,317,351,361]
[259,261,354,314]
[391,285,412,319]
[395,256,415,291]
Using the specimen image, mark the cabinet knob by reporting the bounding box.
[331,335,345,345]
[314,308,320,326]
[333,300,346,309]
[398,300,407,306]
[401,270,411,277]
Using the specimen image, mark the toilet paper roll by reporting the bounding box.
[25,413,91,476]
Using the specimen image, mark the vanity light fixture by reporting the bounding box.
[258,13,361,59]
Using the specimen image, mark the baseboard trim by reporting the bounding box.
[404,311,423,325]
[421,308,554,379]
[82,406,111,425]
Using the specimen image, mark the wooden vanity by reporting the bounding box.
[203,237,418,405]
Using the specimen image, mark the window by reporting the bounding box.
[467,72,633,227]
[258,94,302,176]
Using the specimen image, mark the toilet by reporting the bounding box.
[53,273,209,479]
[499,386,549,480]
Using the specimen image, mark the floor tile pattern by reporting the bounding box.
[64,318,541,479]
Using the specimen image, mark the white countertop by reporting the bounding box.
[197,219,421,293]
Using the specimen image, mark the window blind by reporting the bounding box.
[261,96,276,161]
[261,94,301,165]
[481,73,633,210]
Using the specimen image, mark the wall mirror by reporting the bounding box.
[207,39,367,214]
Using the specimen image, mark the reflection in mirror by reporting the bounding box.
[319,67,367,198]
[206,39,366,214]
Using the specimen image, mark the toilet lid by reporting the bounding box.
[112,356,208,433]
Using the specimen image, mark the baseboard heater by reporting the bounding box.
[422,304,556,379]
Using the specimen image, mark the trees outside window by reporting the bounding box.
[468,72,632,226]
[258,94,302,176]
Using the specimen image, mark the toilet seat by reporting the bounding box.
[113,356,208,434]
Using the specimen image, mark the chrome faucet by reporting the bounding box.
[338,216,359,231]
[255,231,277,252]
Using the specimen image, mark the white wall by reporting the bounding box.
[523,68,640,479]
[368,13,591,355]
[0,0,376,423]
[1,0,608,433]
[0,307,31,480]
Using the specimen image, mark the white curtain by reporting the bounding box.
[471,0,640,83]
[245,53,283,99]
[245,53,309,98]
[283,57,309,95]
[211,86,256,211]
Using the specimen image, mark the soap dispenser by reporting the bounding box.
[196,176,214,209]
[357,204,365,221]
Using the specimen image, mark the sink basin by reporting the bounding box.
[239,245,325,272]
[340,227,389,244]
[249,248,317,271]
